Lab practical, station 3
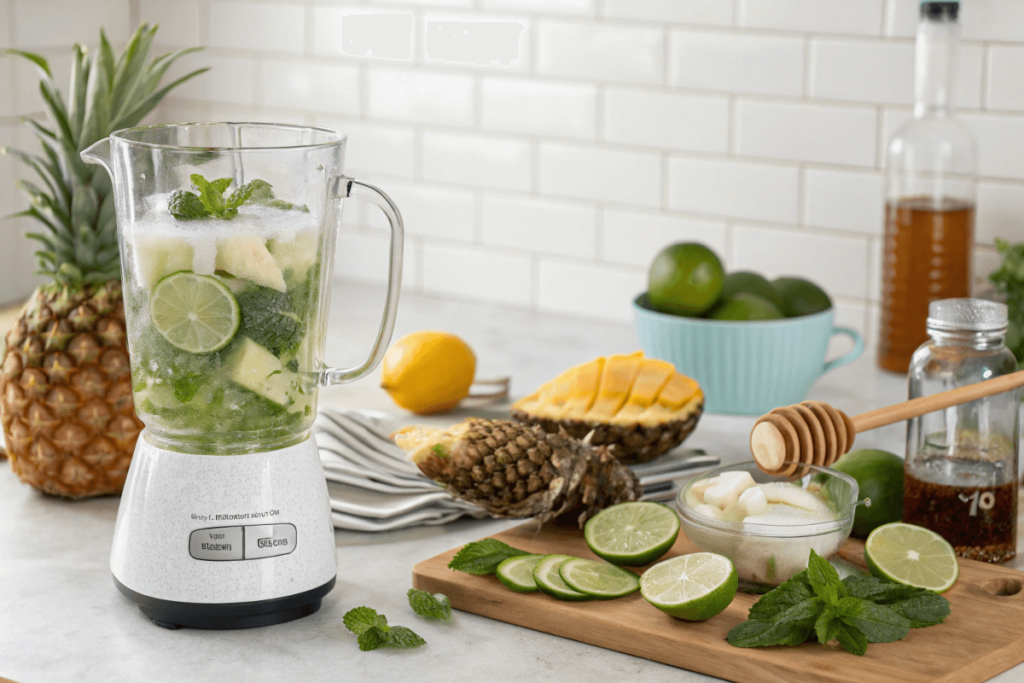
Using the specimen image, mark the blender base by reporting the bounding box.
[114,576,336,630]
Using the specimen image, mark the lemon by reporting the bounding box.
[380,331,476,414]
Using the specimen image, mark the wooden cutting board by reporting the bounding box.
[412,523,1024,683]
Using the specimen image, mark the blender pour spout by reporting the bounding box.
[80,138,112,174]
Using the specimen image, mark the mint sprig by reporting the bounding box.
[408,589,452,621]
[448,539,530,575]
[727,550,950,656]
[168,174,308,221]
[342,606,425,652]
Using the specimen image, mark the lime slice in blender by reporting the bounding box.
[496,554,545,593]
[533,555,592,601]
[150,271,240,353]
[559,558,640,599]
[584,502,680,566]
[864,522,959,593]
[640,552,737,621]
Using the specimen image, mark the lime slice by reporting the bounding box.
[559,558,640,599]
[864,522,959,593]
[496,554,545,593]
[640,552,737,621]
[584,502,681,566]
[150,271,240,354]
[533,555,592,601]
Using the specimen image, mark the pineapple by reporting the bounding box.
[394,418,641,527]
[0,26,207,497]
[511,352,704,464]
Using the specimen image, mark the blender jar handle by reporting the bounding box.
[322,177,404,386]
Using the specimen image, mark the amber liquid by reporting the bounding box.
[878,197,974,373]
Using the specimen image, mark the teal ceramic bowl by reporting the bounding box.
[633,294,864,415]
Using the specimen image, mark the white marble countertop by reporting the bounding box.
[1,283,1022,683]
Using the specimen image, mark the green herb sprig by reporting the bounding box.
[727,550,950,656]
[989,238,1024,366]
[447,539,530,576]
[407,589,452,621]
[343,606,426,652]
[169,175,308,221]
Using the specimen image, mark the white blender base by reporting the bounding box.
[110,431,337,629]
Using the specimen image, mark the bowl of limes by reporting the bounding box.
[633,243,863,415]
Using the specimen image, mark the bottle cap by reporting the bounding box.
[927,298,1007,333]
[921,2,959,20]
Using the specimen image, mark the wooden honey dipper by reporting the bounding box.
[750,368,1024,477]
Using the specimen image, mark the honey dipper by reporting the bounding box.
[750,368,1024,476]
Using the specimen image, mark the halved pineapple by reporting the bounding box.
[511,352,703,463]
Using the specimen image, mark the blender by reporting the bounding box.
[81,123,404,629]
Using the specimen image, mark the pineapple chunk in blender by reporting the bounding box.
[225,337,299,406]
[268,233,318,286]
[135,235,194,287]
[215,235,287,291]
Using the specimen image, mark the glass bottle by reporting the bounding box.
[904,299,1019,563]
[879,1,977,374]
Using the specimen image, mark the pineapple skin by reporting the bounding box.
[0,282,143,498]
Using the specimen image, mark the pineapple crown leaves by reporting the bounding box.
[0,23,209,287]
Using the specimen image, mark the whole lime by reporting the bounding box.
[720,271,787,312]
[831,449,904,538]
[708,293,784,321]
[647,243,725,317]
[772,277,832,317]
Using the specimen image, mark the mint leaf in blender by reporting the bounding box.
[170,373,207,403]
[407,589,452,621]
[237,288,303,355]
[242,177,310,212]
[168,190,209,220]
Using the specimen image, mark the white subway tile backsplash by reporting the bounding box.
[336,230,420,294]
[422,244,533,306]
[811,40,913,105]
[538,21,663,85]
[13,0,130,47]
[973,245,1002,294]
[604,0,733,26]
[602,209,727,266]
[735,100,877,167]
[313,8,414,61]
[987,46,1024,111]
[884,0,918,38]
[481,78,597,140]
[962,113,1024,181]
[481,0,593,16]
[366,68,474,126]
[538,143,662,207]
[12,51,72,116]
[739,0,884,37]
[261,61,360,115]
[174,56,255,105]
[139,0,201,46]
[537,259,646,322]
[423,131,532,192]
[976,181,1024,245]
[480,194,597,258]
[732,225,869,299]
[209,2,305,54]
[0,61,12,117]
[318,119,416,179]
[423,11,530,72]
[961,2,1024,42]
[804,169,885,235]
[671,30,804,97]
[669,158,799,224]
[358,180,476,243]
[868,237,882,302]
[368,0,472,7]
[604,88,729,154]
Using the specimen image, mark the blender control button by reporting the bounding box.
[243,523,297,559]
[189,526,243,561]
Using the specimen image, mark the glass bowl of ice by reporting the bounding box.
[676,461,860,590]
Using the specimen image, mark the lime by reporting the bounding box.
[559,558,641,599]
[864,522,959,593]
[584,502,680,566]
[150,271,240,353]
[640,552,738,621]
[708,293,785,321]
[831,449,904,537]
[496,554,545,593]
[771,277,832,317]
[533,555,592,601]
[647,243,725,317]
[720,271,787,312]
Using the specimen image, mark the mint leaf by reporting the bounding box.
[807,550,846,604]
[834,621,868,656]
[168,190,209,220]
[244,178,309,213]
[237,288,303,355]
[358,626,389,651]
[343,606,389,636]
[884,594,950,628]
[747,571,813,622]
[813,605,841,645]
[843,576,950,627]
[226,179,262,209]
[835,597,909,643]
[171,373,207,403]
[448,539,530,575]
[386,626,426,649]
[727,598,822,648]
[408,589,452,621]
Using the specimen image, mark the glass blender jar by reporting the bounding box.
[81,123,403,629]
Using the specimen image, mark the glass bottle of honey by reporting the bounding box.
[879,1,977,374]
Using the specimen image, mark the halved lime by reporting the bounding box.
[559,558,640,599]
[864,522,959,593]
[150,271,240,354]
[496,554,545,593]
[533,555,592,601]
[584,502,680,566]
[640,552,737,621]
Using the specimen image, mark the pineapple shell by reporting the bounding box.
[394,418,641,527]
[511,352,704,464]
[0,283,143,498]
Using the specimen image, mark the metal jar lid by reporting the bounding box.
[927,298,1008,333]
